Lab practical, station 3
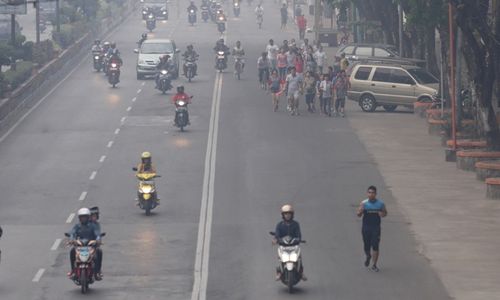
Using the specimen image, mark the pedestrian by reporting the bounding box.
[296,13,307,40]
[294,52,304,76]
[304,46,316,74]
[269,69,283,111]
[340,52,349,71]
[286,48,296,70]
[333,69,350,117]
[281,39,289,53]
[284,66,303,116]
[257,52,270,89]
[356,186,387,272]
[314,45,326,75]
[280,3,288,29]
[266,39,279,71]
[277,48,288,80]
[326,66,334,81]
[303,71,317,112]
[319,73,333,116]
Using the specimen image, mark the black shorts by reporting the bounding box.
[362,227,381,252]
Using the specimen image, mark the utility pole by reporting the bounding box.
[34,0,40,43]
[10,13,15,45]
[398,3,403,57]
[313,0,320,42]
[56,0,60,32]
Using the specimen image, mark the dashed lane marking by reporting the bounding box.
[99,155,106,163]
[132,97,137,102]
[121,116,127,123]
[107,141,114,148]
[66,213,75,223]
[137,89,142,94]
[32,269,45,282]
[79,191,88,201]
[89,171,97,180]
[127,106,132,112]
[114,128,120,135]
[50,238,62,251]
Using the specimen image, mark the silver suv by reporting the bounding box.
[348,63,439,112]
[135,39,180,80]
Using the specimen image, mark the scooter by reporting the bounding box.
[92,51,103,72]
[216,51,227,72]
[64,232,106,294]
[188,9,197,25]
[233,2,240,16]
[107,62,120,88]
[174,95,193,131]
[201,8,209,22]
[146,13,156,32]
[156,69,172,94]
[269,232,306,294]
[184,57,197,82]
[216,15,226,33]
[132,169,161,216]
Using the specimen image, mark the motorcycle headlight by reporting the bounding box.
[234,3,239,6]
[177,100,186,106]
[161,70,168,75]
[190,9,194,13]
[142,10,148,14]
[94,56,100,59]
[219,16,224,21]
[148,15,153,19]
[218,51,224,55]
[141,185,153,193]
[162,11,167,14]
[280,251,290,262]
[111,63,117,68]
[289,252,298,262]
[78,248,90,262]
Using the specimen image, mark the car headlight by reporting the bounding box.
[138,59,145,64]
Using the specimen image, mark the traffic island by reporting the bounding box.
[475,161,500,181]
[414,101,433,118]
[485,178,500,199]
[456,150,500,171]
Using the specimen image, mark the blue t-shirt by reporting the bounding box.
[361,198,385,229]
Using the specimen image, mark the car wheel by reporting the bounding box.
[383,105,397,112]
[360,94,377,112]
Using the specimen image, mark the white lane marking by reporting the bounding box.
[99,155,106,163]
[137,89,142,94]
[79,191,88,201]
[127,106,132,112]
[32,268,45,282]
[114,128,120,135]
[107,141,114,148]
[121,116,127,123]
[50,238,62,251]
[141,82,145,86]
[191,71,223,300]
[66,213,75,223]
[132,97,137,102]
[89,171,97,180]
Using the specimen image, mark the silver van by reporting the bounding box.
[347,63,439,112]
[135,39,180,79]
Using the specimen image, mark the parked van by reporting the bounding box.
[347,63,439,112]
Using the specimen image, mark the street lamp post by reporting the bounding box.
[35,0,40,43]
[56,0,60,32]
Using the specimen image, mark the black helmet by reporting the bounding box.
[94,39,100,45]
[141,33,147,39]
[177,86,185,93]
[90,206,100,220]
[187,44,193,49]
[110,42,116,48]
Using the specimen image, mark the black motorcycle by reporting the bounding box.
[92,51,103,72]
[146,14,156,32]
[107,62,120,88]
[201,8,209,22]
[174,96,193,131]
[188,9,197,25]
[184,57,197,82]
[157,69,172,94]
[233,2,240,17]
[215,51,227,72]
[216,16,226,33]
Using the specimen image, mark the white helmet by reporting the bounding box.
[77,208,91,217]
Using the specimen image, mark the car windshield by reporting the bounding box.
[407,68,438,84]
[141,43,173,54]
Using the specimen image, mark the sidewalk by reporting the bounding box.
[346,101,500,300]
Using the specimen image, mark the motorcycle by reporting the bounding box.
[234,57,243,80]
[64,232,106,294]
[216,15,226,33]
[184,57,197,82]
[188,9,197,25]
[132,170,161,216]
[142,7,151,20]
[233,2,240,16]
[201,7,209,22]
[157,69,172,94]
[216,51,227,72]
[92,51,103,72]
[146,14,156,32]
[269,232,306,293]
[174,96,193,131]
[107,62,120,88]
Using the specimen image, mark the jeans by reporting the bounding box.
[258,68,269,83]
[320,96,331,114]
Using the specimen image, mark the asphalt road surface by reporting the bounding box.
[0,2,451,300]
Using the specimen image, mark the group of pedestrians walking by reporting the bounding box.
[257,37,351,117]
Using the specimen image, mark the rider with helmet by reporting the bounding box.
[187,1,198,13]
[172,86,192,124]
[214,38,230,67]
[91,40,102,52]
[67,208,102,280]
[155,54,174,88]
[183,45,199,76]
[231,40,246,71]
[272,204,307,281]
[136,151,157,174]
[138,33,148,47]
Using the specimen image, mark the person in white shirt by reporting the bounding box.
[314,45,326,75]
[266,39,279,71]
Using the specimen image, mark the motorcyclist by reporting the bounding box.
[67,208,102,280]
[272,204,307,281]
[216,8,226,22]
[172,86,192,125]
[106,42,120,57]
[255,3,263,18]
[231,40,245,71]
[138,33,147,47]
[155,54,174,88]
[183,44,199,76]
[107,48,123,82]
[89,207,103,280]
[187,1,198,13]
[91,40,102,53]
[214,38,230,66]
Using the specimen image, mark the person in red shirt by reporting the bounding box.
[294,52,304,75]
[171,86,192,124]
[296,14,307,40]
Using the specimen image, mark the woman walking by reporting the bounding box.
[269,69,283,112]
[303,71,317,113]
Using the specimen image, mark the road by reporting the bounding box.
[0,2,450,300]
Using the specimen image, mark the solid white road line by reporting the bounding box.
[89,171,97,180]
[191,71,223,300]
[107,141,114,148]
[66,213,75,223]
[32,268,45,282]
[99,155,106,163]
[79,191,88,201]
[50,238,62,251]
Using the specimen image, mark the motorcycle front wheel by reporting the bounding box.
[145,201,152,216]
[287,271,294,294]
[80,271,88,294]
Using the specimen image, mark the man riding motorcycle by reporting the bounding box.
[172,86,192,125]
[138,33,148,47]
[136,151,157,174]
[183,44,199,76]
[232,40,246,71]
[187,1,198,13]
[91,40,102,53]
[107,49,123,82]
[155,55,174,88]
[67,208,103,281]
[214,38,230,67]
[272,204,307,281]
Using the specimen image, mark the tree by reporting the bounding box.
[450,0,500,149]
